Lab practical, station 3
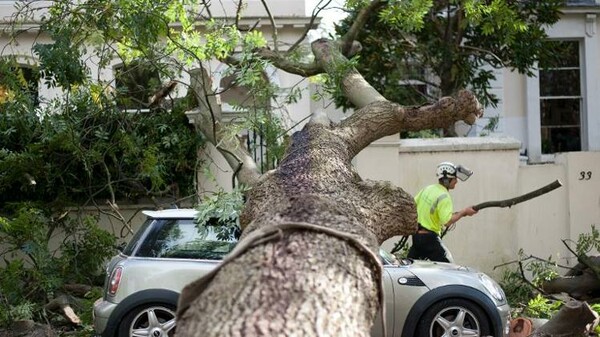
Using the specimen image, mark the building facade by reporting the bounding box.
[1,1,599,275]
[481,0,600,163]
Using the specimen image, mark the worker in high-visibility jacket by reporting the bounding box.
[407,162,478,263]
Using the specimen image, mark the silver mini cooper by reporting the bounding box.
[93,209,510,337]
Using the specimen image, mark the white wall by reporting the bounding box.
[516,163,570,266]
[355,136,599,279]
[209,0,306,17]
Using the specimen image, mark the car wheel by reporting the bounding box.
[416,298,491,337]
[118,304,177,337]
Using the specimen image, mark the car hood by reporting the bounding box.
[400,259,506,305]
[408,259,476,273]
[402,260,482,289]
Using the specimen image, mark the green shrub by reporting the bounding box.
[523,294,562,319]
[0,206,117,328]
[499,268,534,311]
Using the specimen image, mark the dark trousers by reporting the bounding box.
[407,232,451,263]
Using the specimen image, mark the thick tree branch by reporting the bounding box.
[255,48,324,76]
[186,68,262,186]
[541,272,600,301]
[356,179,417,243]
[310,38,482,157]
[45,294,81,325]
[223,49,323,77]
[399,91,482,130]
[338,90,482,157]
[473,180,563,211]
[312,38,386,109]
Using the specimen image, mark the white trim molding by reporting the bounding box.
[586,13,597,36]
[526,66,542,163]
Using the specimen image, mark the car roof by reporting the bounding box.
[142,208,198,219]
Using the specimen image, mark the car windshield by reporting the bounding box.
[128,218,236,260]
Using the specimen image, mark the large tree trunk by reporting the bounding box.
[177,111,416,336]
[176,34,482,336]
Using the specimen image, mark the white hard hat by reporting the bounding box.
[436,162,457,179]
[436,162,473,181]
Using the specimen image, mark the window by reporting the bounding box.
[114,61,161,111]
[130,218,237,260]
[538,41,582,154]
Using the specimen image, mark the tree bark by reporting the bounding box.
[566,256,600,277]
[542,243,600,301]
[530,300,597,337]
[177,118,418,336]
[541,268,600,301]
[177,36,483,337]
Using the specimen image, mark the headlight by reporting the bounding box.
[478,273,505,302]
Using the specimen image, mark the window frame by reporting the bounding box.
[538,40,583,155]
[526,38,587,163]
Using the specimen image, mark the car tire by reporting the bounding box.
[416,298,492,337]
[118,303,177,337]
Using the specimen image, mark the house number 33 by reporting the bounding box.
[579,171,592,180]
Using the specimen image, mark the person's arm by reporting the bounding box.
[445,207,478,227]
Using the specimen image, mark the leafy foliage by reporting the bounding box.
[195,186,247,241]
[526,256,559,288]
[0,207,116,327]
[33,29,89,89]
[523,294,562,319]
[335,0,564,111]
[500,226,599,320]
[3,4,294,329]
[1,1,212,330]
[591,304,600,334]
[499,268,535,310]
[479,115,500,136]
[576,225,600,256]
[1,58,204,207]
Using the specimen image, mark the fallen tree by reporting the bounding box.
[6,0,539,336]
[175,4,484,337]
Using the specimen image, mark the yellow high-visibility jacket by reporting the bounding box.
[415,183,453,236]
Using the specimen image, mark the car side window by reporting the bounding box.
[135,219,237,260]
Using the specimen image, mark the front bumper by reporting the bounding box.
[93,297,118,337]
[497,303,512,337]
